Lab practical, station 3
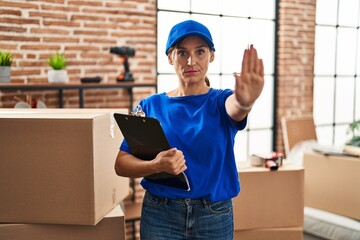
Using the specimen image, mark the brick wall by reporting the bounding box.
[277,0,316,153]
[0,1,157,239]
[0,0,157,108]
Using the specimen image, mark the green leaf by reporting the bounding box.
[0,50,12,66]
[48,52,68,70]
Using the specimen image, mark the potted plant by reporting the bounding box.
[346,119,360,147]
[47,52,68,83]
[0,50,12,83]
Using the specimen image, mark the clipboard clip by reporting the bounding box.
[130,104,146,117]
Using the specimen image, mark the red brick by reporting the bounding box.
[0,17,39,25]
[29,11,68,20]
[0,9,22,16]
[0,1,38,9]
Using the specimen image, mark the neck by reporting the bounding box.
[168,83,210,97]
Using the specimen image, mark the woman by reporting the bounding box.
[115,19,264,239]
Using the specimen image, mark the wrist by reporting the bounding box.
[150,158,161,174]
[235,101,253,111]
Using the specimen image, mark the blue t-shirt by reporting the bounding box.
[120,88,247,202]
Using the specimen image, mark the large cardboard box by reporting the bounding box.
[233,163,304,230]
[0,109,129,225]
[0,205,125,240]
[304,151,360,220]
[234,227,303,240]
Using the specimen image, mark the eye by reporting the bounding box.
[196,48,206,55]
[178,50,187,56]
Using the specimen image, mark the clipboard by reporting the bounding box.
[113,113,190,191]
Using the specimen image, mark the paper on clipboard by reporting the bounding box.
[113,113,190,191]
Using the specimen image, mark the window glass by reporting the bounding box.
[356,77,360,119]
[157,0,190,11]
[207,74,222,89]
[221,0,249,17]
[248,130,272,155]
[191,0,221,15]
[336,28,357,75]
[157,74,178,93]
[338,0,359,27]
[314,0,360,146]
[313,76,335,125]
[356,29,360,74]
[219,74,236,90]
[220,18,274,75]
[221,17,250,74]
[334,124,349,146]
[335,77,355,123]
[248,0,276,19]
[315,0,338,25]
[314,26,336,75]
[234,131,248,163]
[316,125,334,146]
[248,75,274,128]
[248,19,275,75]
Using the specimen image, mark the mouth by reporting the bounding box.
[185,70,198,74]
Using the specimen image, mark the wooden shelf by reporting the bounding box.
[0,82,157,109]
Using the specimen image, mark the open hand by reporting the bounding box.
[233,44,264,108]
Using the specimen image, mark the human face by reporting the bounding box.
[169,36,214,86]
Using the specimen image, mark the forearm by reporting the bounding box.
[225,94,252,122]
[114,151,159,178]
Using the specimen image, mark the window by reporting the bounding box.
[157,0,276,162]
[314,0,360,146]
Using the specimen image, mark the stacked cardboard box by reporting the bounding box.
[304,151,360,220]
[0,109,129,239]
[233,163,304,240]
[0,205,125,240]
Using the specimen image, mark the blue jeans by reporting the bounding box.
[140,191,234,240]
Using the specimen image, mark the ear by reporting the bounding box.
[209,52,215,63]
[168,55,173,65]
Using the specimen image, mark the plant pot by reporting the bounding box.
[48,69,68,83]
[0,66,11,83]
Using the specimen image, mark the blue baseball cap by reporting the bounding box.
[165,20,215,55]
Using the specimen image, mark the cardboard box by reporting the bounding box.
[304,151,360,220]
[0,109,129,225]
[234,227,303,240]
[0,205,125,240]
[281,116,317,157]
[233,163,304,230]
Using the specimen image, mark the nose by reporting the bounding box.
[187,55,195,66]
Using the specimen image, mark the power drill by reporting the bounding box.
[109,46,135,82]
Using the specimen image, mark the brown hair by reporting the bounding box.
[205,76,210,86]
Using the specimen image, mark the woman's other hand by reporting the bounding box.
[115,148,187,178]
[154,148,187,175]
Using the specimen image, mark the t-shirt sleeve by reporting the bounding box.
[221,89,248,131]
[119,139,130,152]
[234,115,247,130]
[118,100,146,153]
